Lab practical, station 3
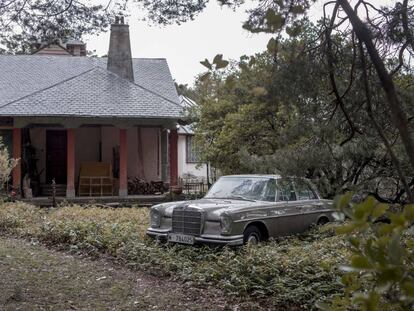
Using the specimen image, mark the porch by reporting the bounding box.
[21,194,168,207]
[5,117,179,199]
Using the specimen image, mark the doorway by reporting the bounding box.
[46,130,67,184]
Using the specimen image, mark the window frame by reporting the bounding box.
[185,135,200,164]
[292,178,319,201]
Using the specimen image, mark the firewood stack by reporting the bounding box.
[128,178,165,195]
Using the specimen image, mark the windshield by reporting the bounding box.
[205,177,276,201]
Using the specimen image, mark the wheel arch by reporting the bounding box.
[316,214,330,225]
[244,221,269,241]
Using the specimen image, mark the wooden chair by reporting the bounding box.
[78,162,114,196]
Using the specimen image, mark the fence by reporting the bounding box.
[179,177,210,198]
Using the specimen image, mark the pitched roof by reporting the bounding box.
[177,95,198,135]
[0,55,182,119]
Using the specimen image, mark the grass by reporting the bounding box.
[0,201,349,310]
[0,237,236,310]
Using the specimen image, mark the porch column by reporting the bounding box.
[161,128,169,183]
[66,128,75,198]
[119,129,128,196]
[169,128,178,187]
[12,128,21,194]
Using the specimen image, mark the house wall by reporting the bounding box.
[177,134,208,180]
[102,127,161,182]
[29,126,161,186]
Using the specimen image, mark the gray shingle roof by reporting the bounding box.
[0,55,182,119]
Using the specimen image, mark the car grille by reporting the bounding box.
[172,206,202,235]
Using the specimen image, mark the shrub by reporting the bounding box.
[0,202,347,309]
[0,138,18,192]
[320,194,414,311]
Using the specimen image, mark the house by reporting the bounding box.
[0,19,182,198]
[177,95,211,184]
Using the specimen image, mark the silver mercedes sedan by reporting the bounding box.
[146,175,335,246]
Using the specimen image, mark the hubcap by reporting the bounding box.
[247,234,259,244]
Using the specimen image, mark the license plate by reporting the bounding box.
[168,233,195,245]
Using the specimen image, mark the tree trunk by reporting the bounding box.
[338,0,414,172]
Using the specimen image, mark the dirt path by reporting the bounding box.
[0,237,255,311]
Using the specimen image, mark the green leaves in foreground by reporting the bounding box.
[322,193,414,311]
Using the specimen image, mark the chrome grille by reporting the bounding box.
[172,206,202,235]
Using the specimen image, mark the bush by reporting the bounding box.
[0,202,347,309]
[320,194,414,311]
[0,138,18,192]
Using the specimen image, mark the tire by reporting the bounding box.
[243,225,262,245]
[317,217,329,226]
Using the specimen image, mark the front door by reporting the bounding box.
[46,130,67,184]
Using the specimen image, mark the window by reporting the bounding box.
[262,178,276,201]
[186,135,200,163]
[276,179,297,202]
[294,179,318,200]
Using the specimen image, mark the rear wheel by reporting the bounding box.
[243,225,262,245]
[317,217,329,226]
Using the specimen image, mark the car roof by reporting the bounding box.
[221,174,282,179]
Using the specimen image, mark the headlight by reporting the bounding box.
[150,208,162,228]
[220,214,232,234]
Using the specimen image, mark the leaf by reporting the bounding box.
[388,233,403,265]
[350,255,373,270]
[216,59,229,69]
[267,38,277,53]
[389,213,406,227]
[377,268,402,286]
[212,54,229,69]
[404,204,414,222]
[353,197,375,221]
[213,54,223,65]
[199,72,211,82]
[252,87,268,96]
[371,203,388,219]
[349,237,360,248]
[265,9,284,31]
[200,59,212,70]
[335,192,352,210]
[401,281,414,297]
[336,223,356,235]
[286,25,302,37]
[291,5,305,14]
[315,302,331,310]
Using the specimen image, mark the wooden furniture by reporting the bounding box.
[78,162,114,196]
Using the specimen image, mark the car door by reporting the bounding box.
[292,179,321,229]
[267,178,303,236]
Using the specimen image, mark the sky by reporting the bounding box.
[84,0,391,86]
[85,1,274,85]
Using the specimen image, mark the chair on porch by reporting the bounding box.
[78,162,114,197]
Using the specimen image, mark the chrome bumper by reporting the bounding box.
[146,228,244,246]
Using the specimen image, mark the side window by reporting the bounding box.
[276,179,297,202]
[294,179,317,200]
[262,179,276,202]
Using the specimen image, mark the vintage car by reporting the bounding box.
[146,175,335,246]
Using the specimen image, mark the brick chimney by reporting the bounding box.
[107,16,134,82]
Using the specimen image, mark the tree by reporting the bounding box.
[0,0,115,54]
[0,139,18,194]
[189,23,413,203]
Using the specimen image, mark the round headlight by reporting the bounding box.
[220,214,232,234]
[150,209,161,228]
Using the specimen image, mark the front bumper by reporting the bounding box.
[146,228,244,246]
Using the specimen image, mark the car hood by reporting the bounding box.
[156,198,272,221]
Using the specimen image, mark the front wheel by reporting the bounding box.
[243,225,262,245]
